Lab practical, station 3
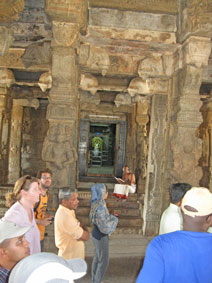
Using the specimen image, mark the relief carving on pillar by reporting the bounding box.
[0,0,24,22]
[42,122,77,187]
[45,0,88,33]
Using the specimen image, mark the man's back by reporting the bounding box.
[159,203,182,235]
[137,230,212,283]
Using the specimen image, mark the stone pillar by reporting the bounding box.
[142,94,168,236]
[0,86,8,184]
[8,99,39,183]
[198,94,212,189]
[135,98,150,195]
[43,0,88,187]
[168,37,211,186]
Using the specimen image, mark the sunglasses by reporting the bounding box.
[20,175,32,191]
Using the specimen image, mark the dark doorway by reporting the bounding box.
[88,123,116,175]
[78,119,126,180]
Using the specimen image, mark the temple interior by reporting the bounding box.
[0,0,212,256]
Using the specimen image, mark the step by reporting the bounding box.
[77,206,141,217]
[77,215,143,228]
[77,182,115,191]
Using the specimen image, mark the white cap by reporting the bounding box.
[0,220,31,244]
[181,187,212,217]
[9,252,87,283]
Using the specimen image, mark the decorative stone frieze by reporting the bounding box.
[80,91,100,106]
[38,71,52,92]
[0,0,24,22]
[0,27,14,56]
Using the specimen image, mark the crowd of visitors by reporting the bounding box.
[1,170,212,283]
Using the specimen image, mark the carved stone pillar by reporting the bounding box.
[143,94,168,236]
[168,37,211,187]
[198,94,212,189]
[8,99,39,183]
[135,98,150,194]
[0,86,8,184]
[42,11,85,187]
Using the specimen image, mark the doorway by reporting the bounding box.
[78,119,127,180]
[88,123,116,175]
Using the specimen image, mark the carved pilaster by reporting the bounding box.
[135,98,150,195]
[0,86,7,184]
[143,94,168,236]
[198,95,212,189]
[8,99,39,183]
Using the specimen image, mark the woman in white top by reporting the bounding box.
[3,175,41,254]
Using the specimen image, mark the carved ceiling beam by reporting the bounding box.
[87,26,176,45]
[89,0,178,14]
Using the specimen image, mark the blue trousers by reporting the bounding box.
[91,235,109,283]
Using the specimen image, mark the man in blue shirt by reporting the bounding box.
[137,187,212,283]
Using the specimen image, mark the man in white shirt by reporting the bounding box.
[159,183,192,235]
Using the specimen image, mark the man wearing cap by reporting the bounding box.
[159,183,192,234]
[9,252,87,283]
[0,220,30,283]
[54,187,89,260]
[137,187,212,283]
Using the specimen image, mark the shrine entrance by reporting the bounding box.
[78,119,127,180]
[88,122,116,175]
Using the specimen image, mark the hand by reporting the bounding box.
[39,218,53,226]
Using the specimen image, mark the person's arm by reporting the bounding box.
[58,212,89,242]
[78,229,89,241]
[136,239,164,283]
[35,218,52,226]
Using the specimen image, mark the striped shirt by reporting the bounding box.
[0,266,10,283]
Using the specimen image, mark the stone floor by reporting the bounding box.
[76,234,151,283]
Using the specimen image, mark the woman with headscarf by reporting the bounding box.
[89,183,118,283]
[3,175,41,254]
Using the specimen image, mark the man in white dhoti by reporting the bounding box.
[113,166,136,200]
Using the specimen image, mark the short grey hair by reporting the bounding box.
[58,187,77,203]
